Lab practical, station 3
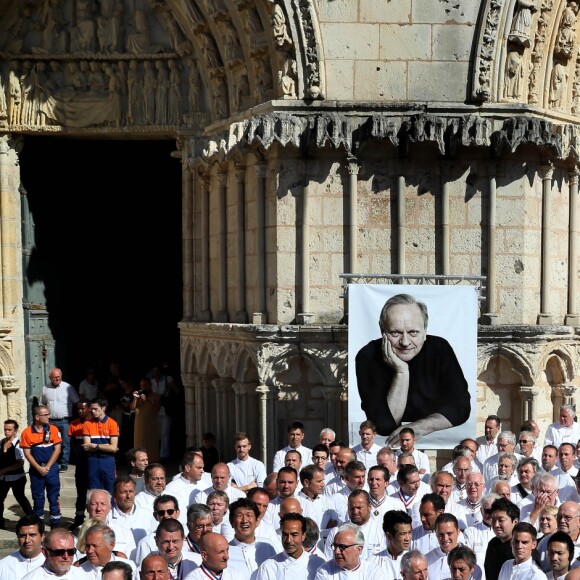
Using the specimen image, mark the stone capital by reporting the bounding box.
[0,375,18,393]
[519,385,540,400]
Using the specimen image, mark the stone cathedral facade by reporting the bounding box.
[0,0,580,464]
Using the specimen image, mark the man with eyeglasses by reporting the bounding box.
[135,494,181,566]
[0,514,45,578]
[22,529,84,579]
[311,444,330,479]
[457,473,486,527]
[183,504,213,563]
[314,523,382,580]
[554,502,580,560]
[84,488,136,560]
[19,405,62,529]
[75,523,136,577]
[255,513,324,580]
[518,430,542,463]
[40,367,79,472]
[135,464,167,514]
[450,456,472,503]
[482,431,521,484]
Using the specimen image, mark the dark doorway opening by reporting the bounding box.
[19,137,183,388]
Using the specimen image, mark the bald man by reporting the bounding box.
[184,532,244,580]
[140,554,169,580]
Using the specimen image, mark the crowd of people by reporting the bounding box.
[1,371,580,579]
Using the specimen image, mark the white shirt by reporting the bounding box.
[368,548,408,579]
[324,519,385,560]
[194,485,246,505]
[297,491,337,531]
[544,422,580,448]
[396,449,431,476]
[227,539,279,580]
[498,557,548,580]
[0,550,45,580]
[107,520,137,561]
[476,435,498,466]
[255,550,325,580]
[228,457,267,488]
[426,546,483,580]
[78,553,136,580]
[134,489,159,514]
[106,504,152,545]
[463,521,494,568]
[273,445,313,473]
[255,520,283,552]
[185,567,244,580]
[41,381,79,419]
[368,494,405,525]
[352,443,382,470]
[23,564,87,580]
[314,558,383,580]
[165,475,207,528]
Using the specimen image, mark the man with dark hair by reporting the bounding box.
[82,397,119,493]
[547,531,575,579]
[367,465,405,523]
[153,519,197,577]
[498,522,546,579]
[255,513,324,580]
[390,464,426,525]
[369,510,412,577]
[412,493,446,554]
[476,415,501,467]
[166,450,205,524]
[329,460,367,524]
[228,432,267,492]
[134,494,181,566]
[447,545,478,580]
[102,560,134,580]
[327,440,344,481]
[297,464,336,540]
[19,405,62,529]
[376,447,398,484]
[126,447,148,494]
[397,428,431,479]
[183,504,213,563]
[355,293,470,445]
[0,514,45,577]
[311,443,330,476]
[67,399,91,529]
[541,445,559,474]
[228,498,278,577]
[246,487,281,546]
[272,421,312,472]
[108,475,151,547]
[324,447,356,495]
[484,498,521,580]
[264,466,299,525]
[353,420,382,469]
[135,463,167,513]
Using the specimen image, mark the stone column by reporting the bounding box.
[348,157,359,274]
[566,168,580,325]
[297,160,315,324]
[199,173,211,321]
[256,384,276,467]
[441,162,451,276]
[215,170,228,322]
[233,382,252,433]
[397,166,406,274]
[183,148,194,321]
[233,166,247,323]
[196,375,213,443]
[213,377,234,457]
[482,162,499,324]
[253,165,267,324]
[321,385,343,432]
[551,384,577,421]
[182,372,196,447]
[538,163,554,324]
[519,386,540,422]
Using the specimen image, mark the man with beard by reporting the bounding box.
[22,529,84,580]
[135,464,167,514]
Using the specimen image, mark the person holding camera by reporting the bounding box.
[130,377,160,463]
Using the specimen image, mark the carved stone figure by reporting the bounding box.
[188,62,200,113]
[167,60,182,125]
[504,51,525,99]
[223,21,242,61]
[105,65,121,127]
[127,8,152,54]
[200,34,220,68]
[255,56,273,100]
[155,60,169,125]
[236,73,250,111]
[33,0,68,54]
[571,64,580,114]
[19,61,34,126]
[8,67,22,126]
[550,61,568,109]
[88,61,108,96]
[72,0,98,52]
[97,0,123,53]
[279,58,297,98]
[556,2,579,60]
[143,61,156,125]
[508,0,539,48]
[213,77,227,119]
[115,61,128,125]
[127,60,145,125]
[272,3,292,46]
[70,61,89,93]
[162,12,184,53]
[0,72,6,119]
